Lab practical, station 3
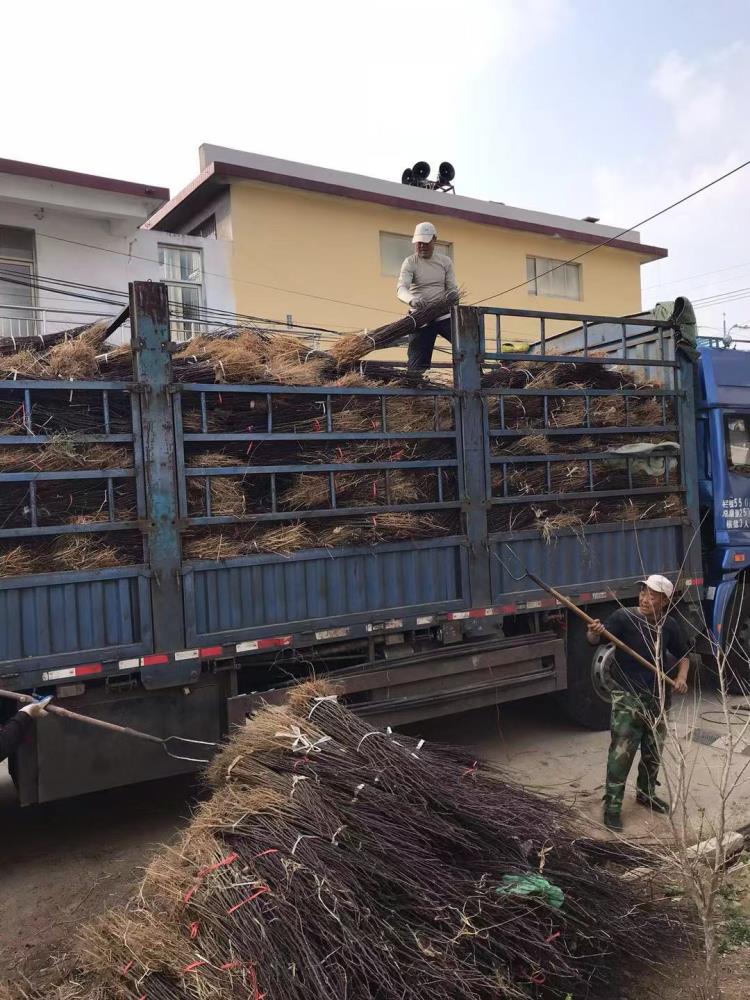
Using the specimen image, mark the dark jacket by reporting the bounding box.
[0,710,32,763]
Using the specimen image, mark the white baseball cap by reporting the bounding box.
[639,574,674,598]
[413,221,437,244]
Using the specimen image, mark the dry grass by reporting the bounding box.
[537,510,587,543]
[614,494,685,522]
[0,544,44,578]
[0,438,132,473]
[183,522,316,561]
[0,350,46,379]
[280,469,424,512]
[506,433,552,456]
[188,449,240,468]
[46,340,99,379]
[187,476,247,517]
[51,535,124,571]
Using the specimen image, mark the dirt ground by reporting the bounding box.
[1,694,749,998]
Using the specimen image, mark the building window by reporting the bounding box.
[379,232,454,277]
[0,226,36,338]
[188,215,217,240]
[159,245,204,341]
[526,256,582,300]
[725,415,750,473]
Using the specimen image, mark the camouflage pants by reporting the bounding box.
[604,689,666,811]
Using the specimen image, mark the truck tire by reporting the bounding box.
[556,603,619,730]
[721,586,750,695]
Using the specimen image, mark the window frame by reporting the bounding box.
[723,413,750,476]
[0,226,37,337]
[159,244,205,341]
[526,255,582,301]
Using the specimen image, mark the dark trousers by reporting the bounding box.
[407,317,452,371]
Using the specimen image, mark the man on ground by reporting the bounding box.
[587,575,690,831]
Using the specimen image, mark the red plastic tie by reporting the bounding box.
[189,921,200,939]
[183,885,198,904]
[313,418,321,432]
[120,960,134,975]
[183,960,207,973]
[530,972,546,985]
[545,931,561,944]
[221,960,243,970]
[197,852,239,878]
[461,761,479,778]
[252,848,279,859]
[218,394,223,405]
[226,885,270,915]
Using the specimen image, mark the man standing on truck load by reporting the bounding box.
[0,696,51,763]
[397,221,459,371]
[587,575,690,832]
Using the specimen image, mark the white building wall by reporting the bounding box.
[0,197,235,342]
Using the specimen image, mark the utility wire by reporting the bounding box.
[0,266,345,336]
[472,157,750,306]
[35,232,402,319]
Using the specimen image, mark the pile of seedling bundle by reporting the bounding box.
[0,301,457,577]
[481,357,683,538]
[3,683,689,1000]
[0,300,684,576]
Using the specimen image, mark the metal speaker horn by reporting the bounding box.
[438,161,455,184]
[401,167,415,186]
[412,161,431,181]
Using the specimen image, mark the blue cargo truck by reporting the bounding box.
[0,283,718,804]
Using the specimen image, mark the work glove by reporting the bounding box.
[20,695,52,719]
[410,296,423,311]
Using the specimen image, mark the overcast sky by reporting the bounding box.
[5,0,750,338]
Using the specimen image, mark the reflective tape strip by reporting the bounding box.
[175,650,200,661]
[42,663,102,682]
[315,627,350,640]
[686,577,704,586]
[199,646,223,658]
[366,619,403,632]
[236,636,292,653]
[141,654,169,666]
[445,611,470,620]
[415,616,435,625]
[118,658,140,671]
[591,591,609,600]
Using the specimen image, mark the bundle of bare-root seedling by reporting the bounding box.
[6,683,690,1000]
[483,355,683,539]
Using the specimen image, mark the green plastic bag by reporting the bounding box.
[495,874,564,909]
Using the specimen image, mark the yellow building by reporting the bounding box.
[146,146,666,353]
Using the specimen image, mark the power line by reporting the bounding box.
[0,266,347,336]
[642,258,750,291]
[36,232,402,320]
[472,156,750,306]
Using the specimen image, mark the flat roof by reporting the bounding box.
[0,157,170,203]
[145,146,667,261]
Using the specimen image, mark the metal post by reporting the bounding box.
[454,306,492,608]
[130,282,189,682]
[675,340,703,581]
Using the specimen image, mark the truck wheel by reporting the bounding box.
[556,605,617,730]
[721,589,750,695]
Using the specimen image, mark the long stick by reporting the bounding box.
[0,688,164,744]
[523,570,677,690]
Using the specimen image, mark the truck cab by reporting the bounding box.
[696,347,750,689]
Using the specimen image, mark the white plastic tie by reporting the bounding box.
[308,694,338,718]
[356,730,387,752]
